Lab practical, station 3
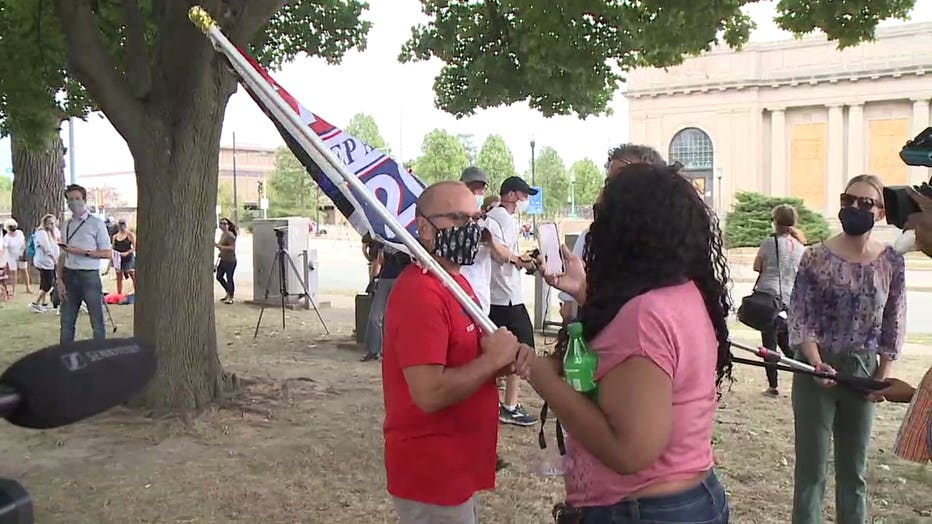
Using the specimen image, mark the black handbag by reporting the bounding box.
[738,235,785,331]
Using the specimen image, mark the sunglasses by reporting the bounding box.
[422,211,483,225]
[219,221,229,225]
[840,193,883,211]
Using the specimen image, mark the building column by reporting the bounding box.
[770,107,787,196]
[847,103,865,176]
[910,98,931,185]
[827,104,845,211]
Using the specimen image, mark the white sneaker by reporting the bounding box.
[28,303,42,313]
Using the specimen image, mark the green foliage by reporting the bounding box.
[345,113,388,153]
[0,0,91,147]
[249,1,372,68]
[0,175,12,212]
[725,192,831,249]
[269,147,319,216]
[412,129,470,184]
[569,159,603,208]
[534,146,567,217]
[404,0,914,118]
[457,133,477,164]
[475,134,516,193]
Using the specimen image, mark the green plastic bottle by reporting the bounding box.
[563,322,598,398]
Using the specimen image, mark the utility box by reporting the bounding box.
[252,217,316,306]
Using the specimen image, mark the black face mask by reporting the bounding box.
[434,223,481,265]
[422,214,482,266]
[838,206,875,236]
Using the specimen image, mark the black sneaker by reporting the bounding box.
[498,403,537,427]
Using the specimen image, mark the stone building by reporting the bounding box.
[626,22,932,215]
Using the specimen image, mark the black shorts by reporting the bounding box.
[489,304,535,348]
[39,269,55,292]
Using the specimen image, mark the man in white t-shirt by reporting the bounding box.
[558,144,667,323]
[486,176,540,427]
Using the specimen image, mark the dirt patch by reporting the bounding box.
[0,295,929,523]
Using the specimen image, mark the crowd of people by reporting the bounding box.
[368,143,930,524]
[0,184,143,341]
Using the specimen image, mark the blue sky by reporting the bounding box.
[1,0,931,181]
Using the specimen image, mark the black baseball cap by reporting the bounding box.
[460,166,488,185]
[499,176,538,196]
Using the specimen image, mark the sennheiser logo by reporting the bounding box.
[61,352,89,371]
[60,344,139,372]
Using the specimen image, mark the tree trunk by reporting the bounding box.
[11,128,66,239]
[129,68,233,412]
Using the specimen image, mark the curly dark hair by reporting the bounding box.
[557,163,733,388]
[605,143,665,170]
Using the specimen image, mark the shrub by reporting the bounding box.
[724,192,831,248]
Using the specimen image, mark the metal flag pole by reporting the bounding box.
[729,340,889,393]
[188,7,497,335]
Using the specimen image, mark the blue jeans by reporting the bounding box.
[580,471,729,524]
[60,269,106,344]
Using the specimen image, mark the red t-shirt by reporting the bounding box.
[382,264,499,506]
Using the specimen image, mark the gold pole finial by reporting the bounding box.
[188,6,216,33]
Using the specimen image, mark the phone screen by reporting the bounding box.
[537,222,564,276]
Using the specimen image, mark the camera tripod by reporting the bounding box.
[253,230,329,339]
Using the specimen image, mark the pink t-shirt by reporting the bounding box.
[564,281,718,507]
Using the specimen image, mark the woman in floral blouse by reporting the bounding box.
[788,174,906,524]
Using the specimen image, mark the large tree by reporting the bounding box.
[569,158,604,208]
[534,146,568,217]
[4,1,370,411]
[475,134,516,195]
[345,113,388,154]
[0,0,91,238]
[412,128,469,184]
[403,1,916,117]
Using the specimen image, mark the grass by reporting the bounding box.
[0,291,929,524]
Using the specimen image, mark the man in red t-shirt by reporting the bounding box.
[383,181,532,523]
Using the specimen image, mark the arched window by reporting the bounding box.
[669,128,713,170]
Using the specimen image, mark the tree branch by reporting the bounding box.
[52,0,147,147]
[123,0,153,99]
[222,0,286,44]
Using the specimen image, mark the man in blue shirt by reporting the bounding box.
[58,184,112,343]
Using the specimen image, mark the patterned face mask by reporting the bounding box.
[420,212,482,266]
[433,222,482,266]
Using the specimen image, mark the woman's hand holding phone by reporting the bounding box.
[542,245,586,303]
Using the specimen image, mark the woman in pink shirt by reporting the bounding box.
[533,163,731,523]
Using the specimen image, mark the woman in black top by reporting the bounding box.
[112,219,137,295]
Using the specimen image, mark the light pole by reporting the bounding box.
[232,132,239,225]
[569,169,577,218]
[715,167,724,214]
[530,139,537,232]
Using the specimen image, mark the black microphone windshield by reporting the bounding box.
[0,338,156,429]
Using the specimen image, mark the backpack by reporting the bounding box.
[25,232,37,259]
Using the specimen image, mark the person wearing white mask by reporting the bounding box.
[485,176,539,427]
[58,184,112,343]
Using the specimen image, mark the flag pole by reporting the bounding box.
[188,6,497,335]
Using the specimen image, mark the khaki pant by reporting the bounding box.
[393,495,478,524]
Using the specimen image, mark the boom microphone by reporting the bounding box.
[0,338,156,429]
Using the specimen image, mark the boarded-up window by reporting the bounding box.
[868,118,910,186]
[790,123,827,212]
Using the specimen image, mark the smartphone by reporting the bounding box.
[537,221,564,276]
